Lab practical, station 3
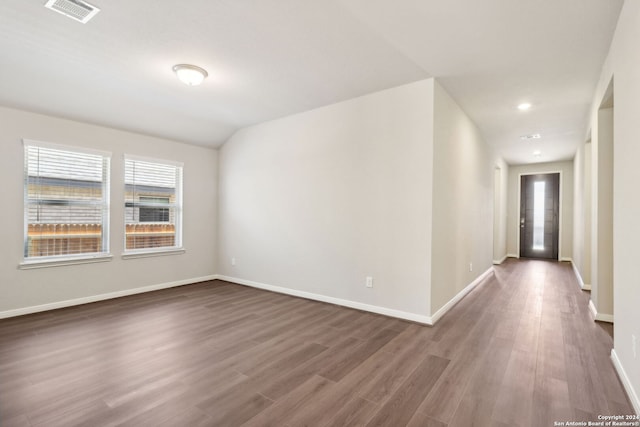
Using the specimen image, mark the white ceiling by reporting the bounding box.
[0,0,623,164]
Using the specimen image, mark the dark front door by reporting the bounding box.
[520,173,560,259]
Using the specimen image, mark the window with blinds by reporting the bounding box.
[23,140,111,260]
[124,156,183,252]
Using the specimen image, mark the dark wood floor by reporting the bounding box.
[0,259,634,426]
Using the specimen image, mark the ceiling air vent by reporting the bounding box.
[44,0,100,24]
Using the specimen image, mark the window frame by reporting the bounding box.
[122,154,184,258]
[20,139,112,269]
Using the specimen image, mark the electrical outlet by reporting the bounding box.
[365,276,373,288]
[469,263,473,272]
[231,257,236,266]
[633,334,637,359]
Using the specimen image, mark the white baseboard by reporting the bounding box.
[589,299,597,317]
[1,268,493,326]
[0,275,218,319]
[569,260,592,291]
[611,349,640,415]
[429,267,494,325]
[216,275,433,325]
[560,257,572,262]
[589,299,614,323]
[219,268,493,326]
[507,253,520,259]
[493,254,508,265]
[596,312,614,323]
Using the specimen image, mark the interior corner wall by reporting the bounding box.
[493,158,510,264]
[0,106,218,315]
[592,107,614,317]
[583,142,592,286]
[506,161,574,260]
[430,81,495,315]
[572,141,592,287]
[217,79,435,319]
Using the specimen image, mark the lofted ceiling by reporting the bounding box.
[0,0,623,164]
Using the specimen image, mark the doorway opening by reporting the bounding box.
[519,173,560,259]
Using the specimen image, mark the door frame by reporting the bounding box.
[516,170,563,261]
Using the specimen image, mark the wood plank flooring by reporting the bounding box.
[0,259,634,426]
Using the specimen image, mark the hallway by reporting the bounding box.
[439,258,632,426]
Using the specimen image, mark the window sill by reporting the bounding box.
[121,248,186,260]
[19,254,113,270]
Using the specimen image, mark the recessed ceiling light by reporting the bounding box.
[517,103,532,111]
[533,150,542,157]
[173,64,208,86]
[520,134,541,140]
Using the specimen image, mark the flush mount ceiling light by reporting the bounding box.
[517,103,532,111]
[172,64,208,86]
[520,133,541,140]
[533,150,542,157]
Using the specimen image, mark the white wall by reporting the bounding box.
[0,106,218,315]
[506,161,574,260]
[592,107,614,318]
[572,141,592,288]
[587,0,640,412]
[493,160,510,264]
[218,79,434,319]
[584,143,592,285]
[430,82,496,313]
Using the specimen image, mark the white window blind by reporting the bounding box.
[124,156,183,252]
[23,140,111,260]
